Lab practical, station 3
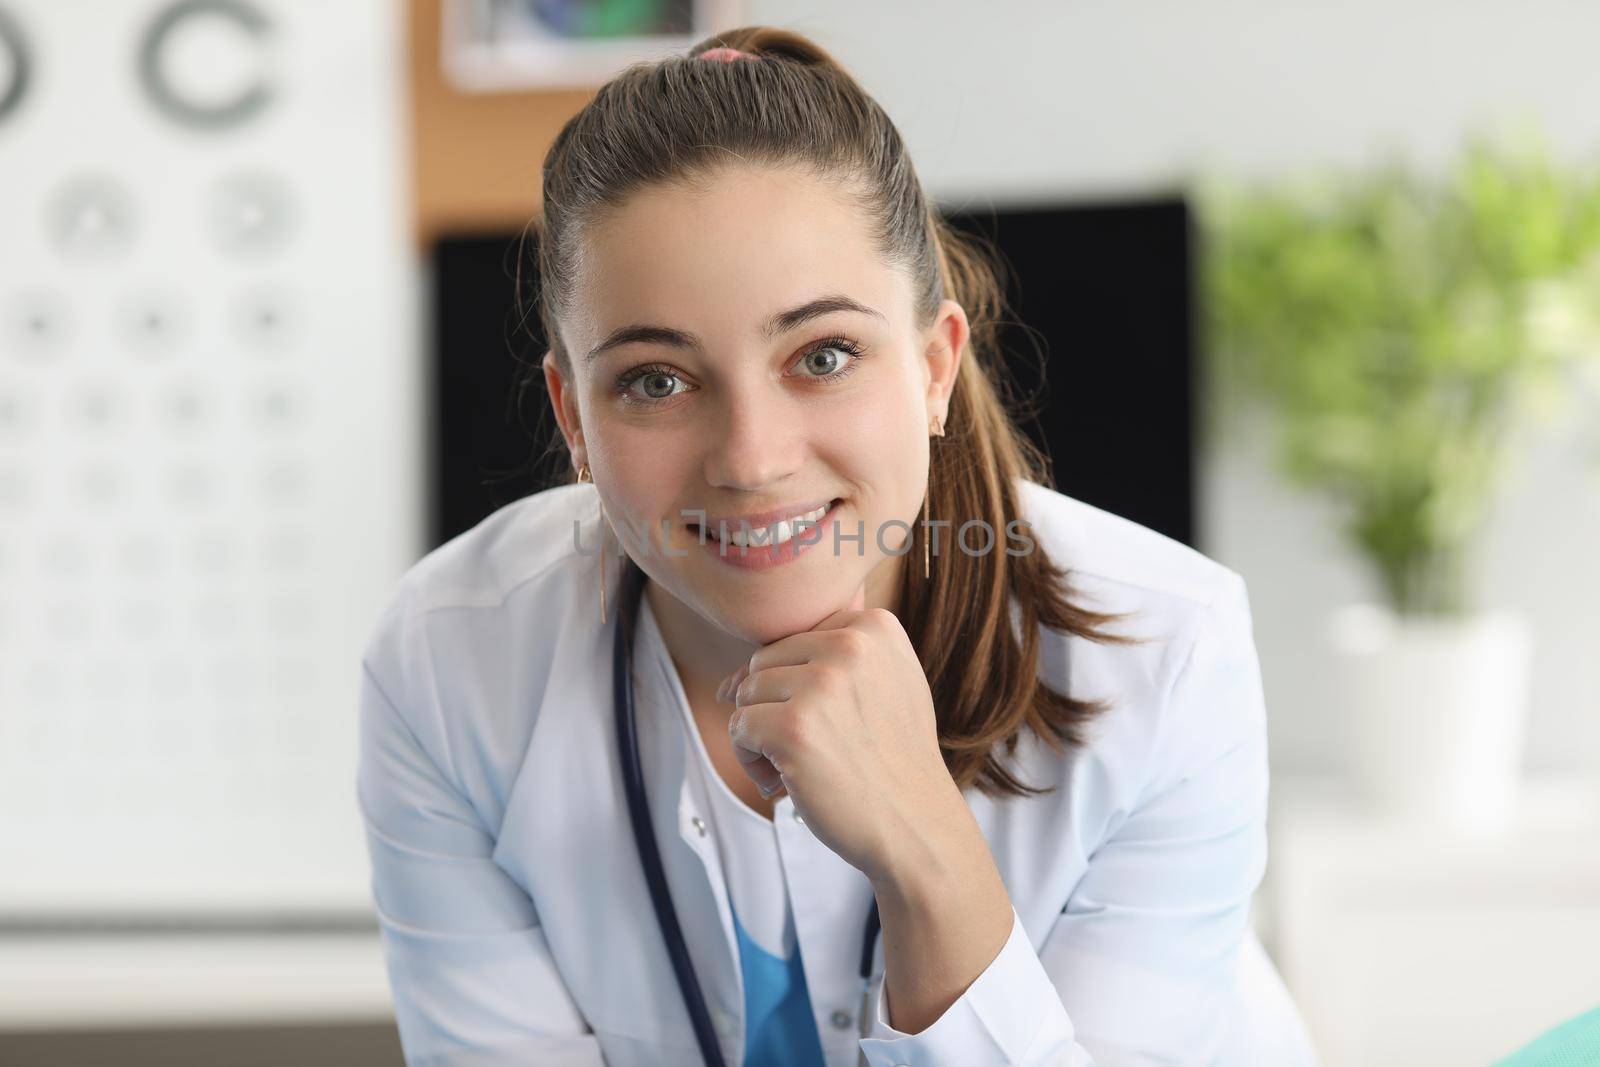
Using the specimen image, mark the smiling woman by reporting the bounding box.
[529,35,1140,790]
[356,22,1316,1067]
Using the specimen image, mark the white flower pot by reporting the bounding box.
[1326,603,1534,835]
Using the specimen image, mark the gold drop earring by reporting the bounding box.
[924,413,945,579]
[577,463,606,624]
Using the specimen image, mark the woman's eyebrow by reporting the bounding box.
[584,294,886,364]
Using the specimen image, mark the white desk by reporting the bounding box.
[1267,776,1600,1067]
[0,929,392,1030]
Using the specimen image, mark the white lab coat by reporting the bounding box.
[356,478,1319,1066]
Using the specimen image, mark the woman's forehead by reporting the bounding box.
[586,167,882,288]
[570,167,910,353]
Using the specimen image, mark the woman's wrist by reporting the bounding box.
[864,779,972,894]
[866,789,1015,1033]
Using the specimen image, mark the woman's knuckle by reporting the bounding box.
[807,663,841,693]
[836,627,869,658]
[782,708,811,748]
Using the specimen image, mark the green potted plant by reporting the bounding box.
[1201,133,1600,831]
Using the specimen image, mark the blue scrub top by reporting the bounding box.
[731,904,827,1066]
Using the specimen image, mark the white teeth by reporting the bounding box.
[722,502,831,548]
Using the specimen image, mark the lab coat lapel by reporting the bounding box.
[777,795,879,1055]
[640,595,747,1040]
[492,579,741,1060]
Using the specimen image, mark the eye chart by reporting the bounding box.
[0,0,420,923]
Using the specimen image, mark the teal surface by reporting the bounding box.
[1494,1004,1600,1067]
[731,906,828,1066]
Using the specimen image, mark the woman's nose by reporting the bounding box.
[701,385,805,490]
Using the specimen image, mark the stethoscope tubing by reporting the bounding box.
[615,560,729,1067]
[612,558,881,1065]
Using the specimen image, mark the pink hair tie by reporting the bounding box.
[699,46,757,63]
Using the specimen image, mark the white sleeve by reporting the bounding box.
[357,657,607,1067]
[858,571,1287,1066]
[857,901,1094,1066]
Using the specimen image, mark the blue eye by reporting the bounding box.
[619,366,686,403]
[611,335,868,407]
[797,338,865,380]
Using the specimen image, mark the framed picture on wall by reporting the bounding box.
[441,0,745,91]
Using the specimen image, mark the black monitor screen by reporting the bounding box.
[428,195,1193,551]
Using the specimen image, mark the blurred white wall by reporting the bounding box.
[756,0,1600,199]
[747,0,1600,778]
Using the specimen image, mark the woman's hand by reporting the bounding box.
[716,582,967,885]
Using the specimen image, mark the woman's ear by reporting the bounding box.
[542,349,587,471]
[923,299,968,424]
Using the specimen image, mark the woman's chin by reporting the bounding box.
[711,599,838,645]
[724,613,813,646]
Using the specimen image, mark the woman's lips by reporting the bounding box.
[687,499,844,571]
[698,498,835,533]
[696,498,837,542]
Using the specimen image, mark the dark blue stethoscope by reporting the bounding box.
[612,558,882,1066]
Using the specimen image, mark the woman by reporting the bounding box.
[357,25,1317,1067]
